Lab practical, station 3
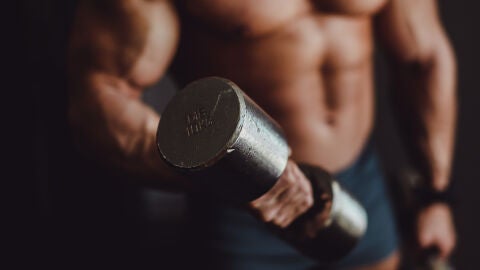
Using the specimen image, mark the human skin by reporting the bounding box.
[68,0,456,268]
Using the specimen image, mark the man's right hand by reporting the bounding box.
[249,160,315,228]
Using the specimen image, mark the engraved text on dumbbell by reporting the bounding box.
[185,107,214,137]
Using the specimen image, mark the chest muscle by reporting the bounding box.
[183,0,387,37]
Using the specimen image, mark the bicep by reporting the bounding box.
[68,0,179,90]
[375,0,447,63]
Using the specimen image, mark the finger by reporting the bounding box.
[291,163,311,189]
[418,230,434,248]
[283,198,313,227]
[250,186,287,211]
[436,235,455,259]
[250,164,294,207]
[275,200,308,228]
[263,184,293,209]
[251,198,284,222]
[259,207,281,223]
[288,163,313,207]
[271,191,300,227]
[252,161,305,213]
[274,171,314,227]
[291,164,314,200]
[274,204,301,228]
[273,185,313,227]
[250,181,288,208]
[435,240,449,259]
[251,182,297,223]
[254,192,291,222]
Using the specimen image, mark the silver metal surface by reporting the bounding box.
[157,77,289,202]
[298,181,367,261]
[330,181,368,240]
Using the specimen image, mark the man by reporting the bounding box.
[68,0,456,269]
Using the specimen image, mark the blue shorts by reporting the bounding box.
[187,142,399,269]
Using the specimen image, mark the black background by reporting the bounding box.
[20,0,480,268]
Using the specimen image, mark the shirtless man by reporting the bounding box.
[68,0,457,269]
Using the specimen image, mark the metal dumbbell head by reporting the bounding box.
[157,77,290,202]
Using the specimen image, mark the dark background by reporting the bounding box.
[21,0,480,268]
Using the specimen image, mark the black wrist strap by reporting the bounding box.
[393,167,456,208]
[414,187,455,207]
[297,163,333,213]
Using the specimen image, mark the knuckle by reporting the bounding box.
[260,211,273,222]
[250,198,268,209]
[295,204,306,216]
[298,201,309,213]
[260,215,271,222]
[249,200,260,208]
[301,203,311,215]
[278,216,292,228]
[272,216,283,227]
[286,175,296,185]
[280,220,291,228]
[293,208,304,219]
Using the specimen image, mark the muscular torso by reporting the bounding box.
[172,0,387,172]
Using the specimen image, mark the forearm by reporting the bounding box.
[393,41,457,191]
[69,73,188,190]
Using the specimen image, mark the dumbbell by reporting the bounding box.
[156,77,367,262]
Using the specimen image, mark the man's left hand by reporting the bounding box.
[416,203,456,259]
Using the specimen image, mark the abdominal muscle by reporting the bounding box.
[173,13,375,173]
[273,67,374,173]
